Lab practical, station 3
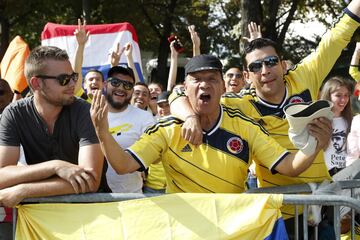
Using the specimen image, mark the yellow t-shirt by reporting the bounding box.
[128,106,289,193]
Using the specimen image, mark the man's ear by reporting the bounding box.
[29,77,41,90]
[243,71,252,85]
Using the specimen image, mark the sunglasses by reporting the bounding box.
[226,73,242,79]
[107,77,134,90]
[247,56,279,73]
[36,72,78,86]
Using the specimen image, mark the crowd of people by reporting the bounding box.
[1,0,360,239]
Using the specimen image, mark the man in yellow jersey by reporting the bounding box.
[91,54,331,194]
[170,0,360,220]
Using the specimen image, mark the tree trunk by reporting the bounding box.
[0,17,9,61]
[155,0,177,88]
[240,0,262,53]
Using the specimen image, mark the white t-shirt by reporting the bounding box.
[106,105,155,193]
[324,116,348,171]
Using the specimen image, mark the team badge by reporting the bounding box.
[289,96,304,104]
[227,137,243,154]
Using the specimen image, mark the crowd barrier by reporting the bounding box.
[4,187,359,240]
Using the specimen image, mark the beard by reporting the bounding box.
[106,93,131,110]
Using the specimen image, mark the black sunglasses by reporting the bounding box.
[107,77,134,90]
[35,72,78,86]
[247,56,279,73]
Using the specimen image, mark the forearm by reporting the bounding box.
[193,44,200,56]
[126,55,140,83]
[170,96,195,120]
[0,161,59,189]
[97,131,139,174]
[19,176,85,200]
[74,44,85,93]
[276,151,317,177]
[167,57,178,91]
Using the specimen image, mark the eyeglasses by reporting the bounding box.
[247,56,279,73]
[35,72,78,86]
[107,77,134,90]
[226,73,242,79]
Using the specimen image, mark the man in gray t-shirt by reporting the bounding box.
[0,46,104,208]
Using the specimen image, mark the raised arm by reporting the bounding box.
[124,42,140,83]
[167,41,178,91]
[73,19,89,94]
[90,90,140,173]
[349,42,360,81]
[188,25,200,56]
[110,42,124,68]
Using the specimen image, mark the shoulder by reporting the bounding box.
[222,105,268,134]
[145,115,183,135]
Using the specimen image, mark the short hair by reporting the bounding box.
[242,38,282,68]
[25,46,69,84]
[84,69,104,81]
[148,82,164,91]
[107,66,135,83]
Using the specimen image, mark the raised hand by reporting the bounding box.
[188,25,200,56]
[90,90,109,137]
[308,117,332,151]
[74,18,90,46]
[124,42,133,58]
[110,42,125,67]
[242,22,262,43]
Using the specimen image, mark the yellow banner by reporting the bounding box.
[16,193,286,240]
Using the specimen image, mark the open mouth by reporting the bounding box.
[199,93,211,102]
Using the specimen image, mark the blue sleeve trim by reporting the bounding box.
[125,149,146,172]
[344,8,360,23]
[270,151,291,174]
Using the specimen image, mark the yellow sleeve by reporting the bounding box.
[248,123,289,172]
[75,87,85,97]
[349,66,360,82]
[290,13,360,92]
[127,124,168,168]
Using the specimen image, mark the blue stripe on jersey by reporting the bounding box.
[203,128,249,164]
[251,89,312,118]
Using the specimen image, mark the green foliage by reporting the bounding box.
[0,0,357,74]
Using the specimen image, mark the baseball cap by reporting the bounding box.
[107,65,135,81]
[185,54,223,76]
[157,91,171,104]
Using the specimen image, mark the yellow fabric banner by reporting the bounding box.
[16,193,285,240]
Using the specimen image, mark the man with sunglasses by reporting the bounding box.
[169,0,360,226]
[0,46,106,207]
[91,54,331,195]
[103,66,155,193]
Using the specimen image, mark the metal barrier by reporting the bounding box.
[5,189,359,240]
[246,179,360,240]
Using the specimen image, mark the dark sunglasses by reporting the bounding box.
[226,73,242,79]
[35,72,78,86]
[107,77,134,90]
[247,56,279,73]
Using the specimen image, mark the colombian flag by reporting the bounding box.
[41,22,143,81]
[0,35,30,93]
[16,193,288,239]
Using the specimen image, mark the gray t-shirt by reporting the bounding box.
[0,96,98,165]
